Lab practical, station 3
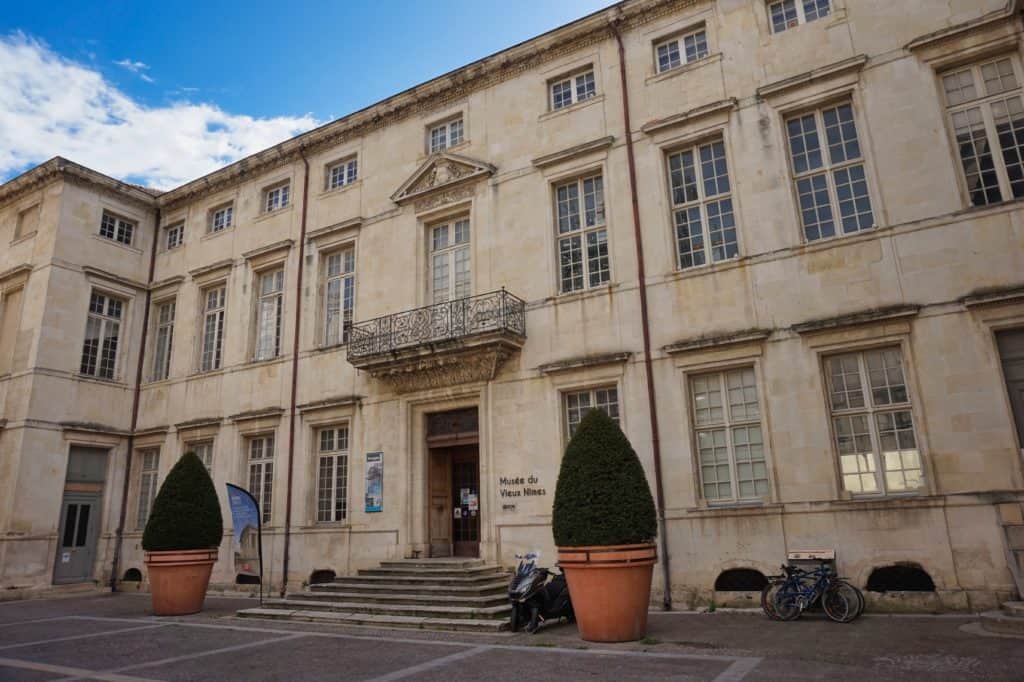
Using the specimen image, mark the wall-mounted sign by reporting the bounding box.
[498,475,546,501]
[365,452,383,513]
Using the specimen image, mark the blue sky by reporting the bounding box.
[0,1,608,189]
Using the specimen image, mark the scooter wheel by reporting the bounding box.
[509,605,521,632]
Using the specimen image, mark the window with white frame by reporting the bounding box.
[667,138,737,269]
[825,348,924,495]
[323,248,355,346]
[565,386,619,439]
[550,69,596,110]
[99,211,135,246]
[209,204,233,233]
[254,269,284,361]
[200,285,226,372]
[555,174,609,293]
[248,435,274,523]
[135,449,159,530]
[165,222,184,251]
[785,101,874,241]
[264,183,290,213]
[316,425,349,523]
[14,203,39,240]
[151,300,175,381]
[428,117,464,154]
[430,218,471,304]
[942,56,1024,207]
[80,291,124,380]
[769,0,830,34]
[690,368,769,503]
[327,156,358,191]
[655,27,709,73]
[189,441,214,474]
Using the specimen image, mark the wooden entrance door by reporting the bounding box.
[450,447,480,558]
[428,447,453,557]
[998,329,1024,448]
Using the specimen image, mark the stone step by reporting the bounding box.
[264,597,510,620]
[358,565,507,579]
[980,610,1024,636]
[288,590,508,607]
[237,607,508,633]
[313,579,508,596]
[379,558,486,570]
[344,572,510,586]
[1002,601,1024,617]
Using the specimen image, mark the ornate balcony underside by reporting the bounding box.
[347,290,526,393]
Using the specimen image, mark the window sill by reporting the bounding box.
[201,227,234,242]
[91,234,142,255]
[538,94,605,123]
[247,355,289,368]
[9,231,37,247]
[420,139,470,161]
[317,179,362,199]
[665,254,744,283]
[189,367,226,379]
[161,245,184,255]
[796,224,879,253]
[253,204,294,223]
[312,341,348,354]
[644,53,722,86]
[76,373,129,388]
[546,282,620,306]
[299,521,352,530]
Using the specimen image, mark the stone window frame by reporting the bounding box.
[549,165,612,296]
[0,268,29,377]
[185,439,215,475]
[548,65,597,111]
[163,221,184,252]
[653,24,709,75]
[263,181,291,214]
[314,422,351,524]
[426,114,466,155]
[252,267,285,362]
[79,289,127,381]
[198,281,228,373]
[767,0,832,35]
[149,295,177,383]
[208,202,234,234]
[320,244,357,347]
[98,210,136,247]
[562,384,620,441]
[245,433,276,525]
[134,448,160,531]
[428,214,472,305]
[13,201,40,242]
[325,154,359,192]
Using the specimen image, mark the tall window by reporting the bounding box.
[428,117,464,154]
[264,183,290,213]
[942,56,1024,207]
[317,426,349,523]
[785,101,874,241]
[667,139,737,269]
[210,204,233,233]
[248,436,275,523]
[254,270,284,361]
[825,348,923,495]
[135,449,159,530]
[327,157,358,190]
[555,174,609,293]
[565,386,619,439]
[80,292,123,380]
[151,300,175,381]
[99,211,135,246]
[189,441,214,474]
[430,219,470,304]
[323,248,355,345]
[690,368,768,503]
[165,222,184,251]
[0,287,24,376]
[14,203,39,240]
[200,285,226,372]
[655,28,708,73]
[550,70,596,110]
[769,0,830,33]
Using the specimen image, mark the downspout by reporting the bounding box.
[610,19,673,611]
[282,147,312,596]
[110,204,160,591]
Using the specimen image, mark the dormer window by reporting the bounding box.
[264,183,290,213]
[655,28,709,73]
[550,69,596,110]
[428,117,464,154]
[769,0,830,34]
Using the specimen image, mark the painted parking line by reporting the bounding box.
[0,656,157,682]
[714,656,764,682]
[365,646,489,682]
[0,615,74,628]
[102,633,308,675]
[0,622,166,650]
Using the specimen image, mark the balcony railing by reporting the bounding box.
[347,289,526,361]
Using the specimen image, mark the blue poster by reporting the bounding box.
[365,452,383,513]
[226,484,262,585]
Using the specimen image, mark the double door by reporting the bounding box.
[428,445,480,558]
[54,493,102,583]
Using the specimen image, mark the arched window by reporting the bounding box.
[866,564,935,592]
[714,568,769,591]
[122,568,142,582]
[309,569,336,585]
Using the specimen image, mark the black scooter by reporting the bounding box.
[507,552,574,633]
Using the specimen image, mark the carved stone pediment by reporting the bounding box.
[391,152,496,206]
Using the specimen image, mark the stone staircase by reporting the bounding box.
[237,558,511,632]
[999,501,1024,600]
[980,601,1024,635]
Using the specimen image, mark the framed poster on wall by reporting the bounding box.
[365,451,383,512]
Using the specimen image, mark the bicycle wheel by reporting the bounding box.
[836,580,865,620]
[761,578,783,620]
[822,585,855,623]
[772,585,803,621]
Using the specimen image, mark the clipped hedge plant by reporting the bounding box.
[142,451,223,552]
[553,409,657,547]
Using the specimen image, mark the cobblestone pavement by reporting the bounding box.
[0,593,1021,681]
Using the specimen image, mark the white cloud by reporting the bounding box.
[0,33,319,190]
[114,58,154,82]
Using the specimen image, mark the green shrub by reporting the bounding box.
[142,451,223,552]
[552,409,657,547]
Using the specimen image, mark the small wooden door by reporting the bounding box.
[998,329,1024,448]
[451,447,480,558]
[428,448,452,557]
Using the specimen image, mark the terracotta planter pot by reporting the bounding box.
[557,543,657,642]
[144,549,218,616]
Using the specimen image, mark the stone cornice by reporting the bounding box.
[663,329,772,355]
[531,136,615,169]
[0,264,33,288]
[756,54,869,100]
[82,266,148,291]
[174,417,223,430]
[59,421,130,437]
[905,5,1018,52]
[307,217,363,244]
[537,351,632,374]
[242,239,294,262]
[791,305,920,335]
[188,259,235,282]
[229,407,285,423]
[149,275,185,293]
[296,395,363,413]
[133,425,169,437]
[0,157,159,212]
[961,284,1024,308]
[640,98,737,135]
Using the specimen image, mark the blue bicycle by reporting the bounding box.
[768,564,863,623]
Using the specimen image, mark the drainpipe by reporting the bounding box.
[610,20,673,611]
[281,147,312,596]
[110,205,160,591]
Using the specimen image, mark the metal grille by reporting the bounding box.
[347,289,525,360]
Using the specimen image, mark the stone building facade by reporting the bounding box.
[2,0,1024,610]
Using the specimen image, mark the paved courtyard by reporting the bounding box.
[0,593,1021,681]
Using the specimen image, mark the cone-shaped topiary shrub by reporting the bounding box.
[142,451,223,552]
[553,409,658,547]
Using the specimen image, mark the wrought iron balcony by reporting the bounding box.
[346,290,527,392]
